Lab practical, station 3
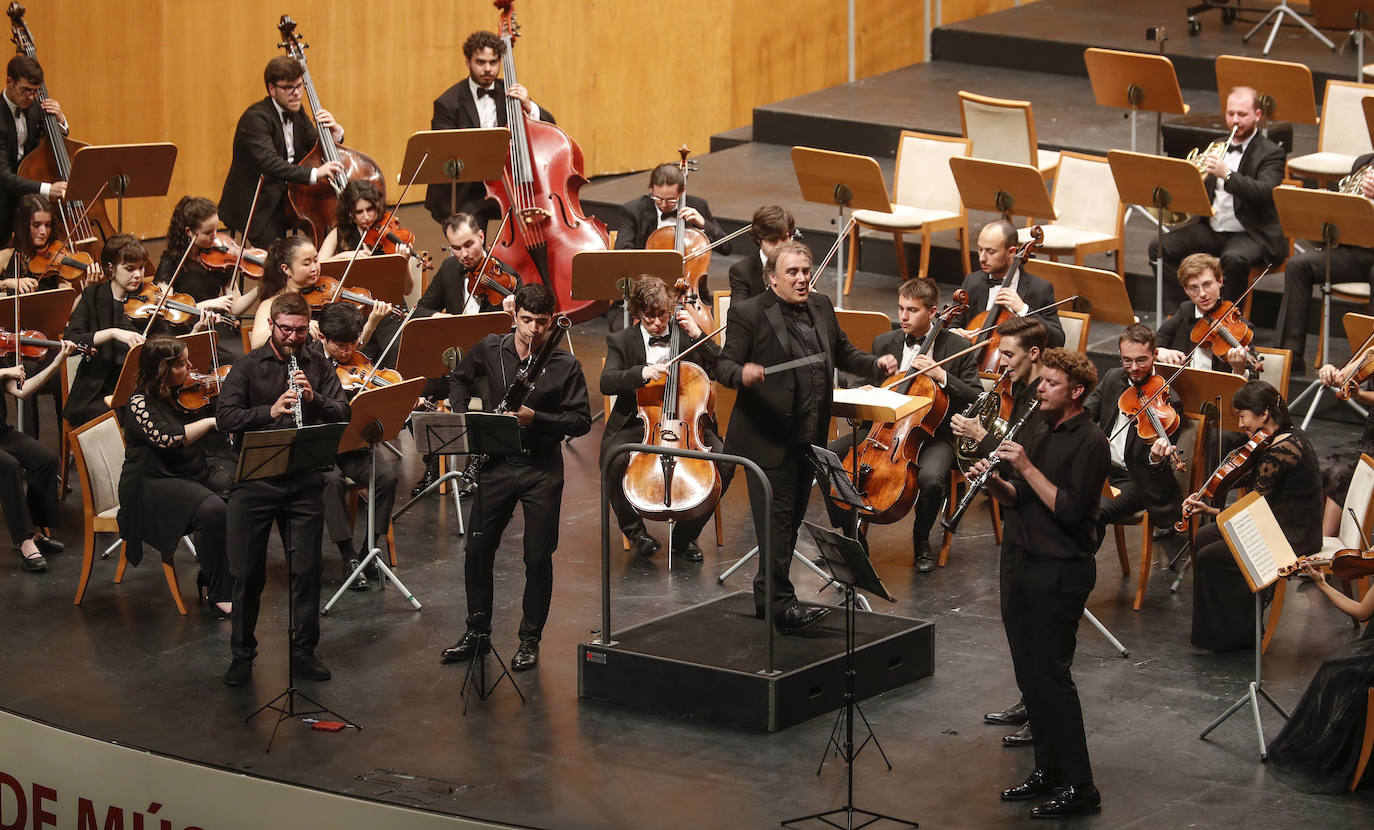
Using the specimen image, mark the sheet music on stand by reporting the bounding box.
[409,411,522,460]
[1217,490,1298,592]
[809,444,873,516]
[802,521,896,603]
[236,422,348,483]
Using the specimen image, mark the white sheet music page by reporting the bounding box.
[1218,491,1297,591]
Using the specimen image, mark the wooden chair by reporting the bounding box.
[957,91,1060,183]
[938,466,1001,567]
[1286,80,1374,188]
[1354,688,1374,790]
[1254,346,1293,396]
[57,352,82,500]
[712,290,731,349]
[70,410,188,615]
[843,131,970,293]
[1015,151,1125,277]
[1059,310,1091,355]
[240,319,256,355]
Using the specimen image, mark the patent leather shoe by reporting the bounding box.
[672,541,704,562]
[914,546,935,573]
[33,535,63,555]
[777,602,831,634]
[441,630,490,663]
[1030,785,1101,818]
[292,653,332,682]
[984,700,1028,725]
[346,558,369,591]
[1003,721,1034,746]
[411,459,439,497]
[222,659,253,686]
[632,533,662,558]
[511,637,539,671]
[14,546,46,572]
[1000,768,1063,801]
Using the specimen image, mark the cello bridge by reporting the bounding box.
[519,207,552,225]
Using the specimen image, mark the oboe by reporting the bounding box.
[942,399,1041,533]
[287,353,305,428]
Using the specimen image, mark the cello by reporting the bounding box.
[622,281,722,523]
[276,15,386,248]
[485,0,609,323]
[7,4,114,257]
[645,145,712,320]
[964,225,1042,373]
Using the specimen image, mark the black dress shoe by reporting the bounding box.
[223,659,253,686]
[511,637,539,671]
[672,541,704,562]
[631,533,662,558]
[291,653,332,682]
[777,602,831,634]
[411,459,439,497]
[985,701,1028,725]
[345,558,369,591]
[1030,784,1101,819]
[440,630,491,663]
[33,535,63,555]
[914,546,935,573]
[1003,721,1034,746]
[1000,768,1064,801]
[14,546,46,573]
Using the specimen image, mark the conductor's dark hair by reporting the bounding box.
[647,163,684,190]
[6,56,41,84]
[463,31,505,61]
[263,56,304,88]
[996,315,1047,354]
[317,302,364,344]
[513,283,555,316]
[1233,380,1293,429]
[136,336,185,401]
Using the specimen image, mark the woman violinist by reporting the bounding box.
[60,236,150,427]
[155,196,258,322]
[315,180,405,366]
[249,236,391,350]
[117,336,234,618]
[0,194,99,293]
[1181,381,1322,651]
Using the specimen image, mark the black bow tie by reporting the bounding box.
[281,110,291,124]
[904,333,920,348]
[1229,143,1245,153]
[659,211,677,223]
[647,334,671,347]
[475,85,497,99]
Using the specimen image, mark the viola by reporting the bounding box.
[1175,428,1275,533]
[484,0,609,323]
[333,351,402,393]
[27,239,94,284]
[301,276,405,318]
[0,327,94,359]
[123,288,241,329]
[622,280,722,522]
[965,226,1043,373]
[200,233,266,280]
[276,16,387,248]
[465,255,518,307]
[835,291,969,524]
[1279,548,1374,580]
[363,212,433,271]
[1116,373,1186,471]
[645,146,712,320]
[1189,300,1263,373]
[7,5,114,260]
[175,364,231,412]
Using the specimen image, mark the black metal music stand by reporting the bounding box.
[782,520,913,830]
[237,421,356,752]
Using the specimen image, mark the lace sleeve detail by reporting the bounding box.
[129,394,184,449]
[1252,437,1301,497]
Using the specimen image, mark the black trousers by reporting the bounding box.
[1148,222,1266,308]
[1097,438,1183,537]
[1004,552,1097,787]
[824,429,956,551]
[226,474,325,662]
[464,458,563,641]
[601,423,735,548]
[322,447,398,559]
[746,444,816,617]
[190,491,232,603]
[1275,246,1374,360]
[0,427,58,544]
[1191,522,1261,652]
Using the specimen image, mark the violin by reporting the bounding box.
[645,145,712,320]
[333,351,439,409]
[123,288,241,329]
[484,0,609,323]
[175,364,231,412]
[465,256,518,308]
[1189,300,1263,372]
[1116,373,1186,471]
[0,327,94,359]
[363,212,433,271]
[1175,429,1275,533]
[622,280,722,522]
[276,16,387,248]
[1333,333,1374,402]
[965,226,1042,373]
[27,239,94,284]
[835,290,968,524]
[301,277,405,318]
[200,233,266,280]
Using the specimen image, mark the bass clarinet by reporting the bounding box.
[459,315,572,492]
[942,399,1041,533]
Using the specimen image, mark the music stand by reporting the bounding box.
[107,331,217,409]
[1214,55,1318,134]
[1272,185,1374,425]
[238,421,356,752]
[1084,48,1189,156]
[791,147,892,309]
[1247,0,1337,55]
[949,157,1056,225]
[65,143,177,233]
[0,286,76,433]
[400,129,509,219]
[570,249,683,331]
[323,377,428,613]
[1028,260,1137,328]
[319,253,410,307]
[1108,149,1214,327]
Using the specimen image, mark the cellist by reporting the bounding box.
[948,220,1064,350]
[0,56,68,246]
[599,276,732,562]
[614,163,731,300]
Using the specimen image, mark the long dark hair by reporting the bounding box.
[162,196,218,265]
[135,336,185,401]
[12,193,50,258]
[259,236,312,301]
[333,179,384,250]
[1232,380,1293,429]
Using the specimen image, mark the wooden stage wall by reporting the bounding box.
[19,0,1021,239]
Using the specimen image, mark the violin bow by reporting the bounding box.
[470,208,514,302]
[11,251,22,431]
[682,223,753,264]
[963,294,1082,341]
[361,303,423,390]
[659,321,727,369]
[878,340,986,391]
[231,175,265,294]
[140,231,198,338]
[48,181,109,285]
[807,215,858,291]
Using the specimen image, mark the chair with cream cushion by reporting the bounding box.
[1286,80,1374,188]
[958,91,1061,183]
[1015,151,1125,277]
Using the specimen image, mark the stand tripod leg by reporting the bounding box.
[716,545,759,583]
[1082,608,1129,657]
[458,634,526,715]
[393,469,464,519]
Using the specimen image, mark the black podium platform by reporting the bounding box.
[577,591,934,732]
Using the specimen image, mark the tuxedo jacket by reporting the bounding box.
[1203,133,1287,262]
[599,323,723,445]
[1085,366,1183,435]
[615,194,730,254]
[871,326,981,442]
[218,98,319,242]
[728,250,767,307]
[422,79,556,223]
[949,267,1066,349]
[0,97,47,246]
[415,255,521,316]
[718,290,880,468]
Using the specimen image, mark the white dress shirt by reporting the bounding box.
[1209,133,1252,234]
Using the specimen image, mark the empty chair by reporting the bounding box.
[958,91,1061,182]
[1287,80,1374,188]
[1015,152,1125,277]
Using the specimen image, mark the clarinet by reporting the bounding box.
[459,316,572,491]
[942,399,1041,533]
[287,353,305,428]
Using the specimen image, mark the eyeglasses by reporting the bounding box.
[1184,281,1218,296]
[273,81,305,94]
[650,195,680,208]
[1120,355,1152,367]
[272,321,310,336]
[15,84,39,96]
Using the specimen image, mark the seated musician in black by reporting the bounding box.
[948,219,1065,350]
[615,162,731,300]
[728,204,795,308]
[118,336,234,617]
[1314,363,1374,534]
[600,275,733,562]
[0,55,70,246]
[156,196,258,320]
[0,335,72,573]
[315,302,399,591]
[417,213,520,317]
[1084,323,1186,554]
[1155,252,1258,378]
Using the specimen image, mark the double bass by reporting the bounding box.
[7,4,114,257]
[645,146,711,319]
[965,226,1042,373]
[276,15,386,248]
[484,0,609,323]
